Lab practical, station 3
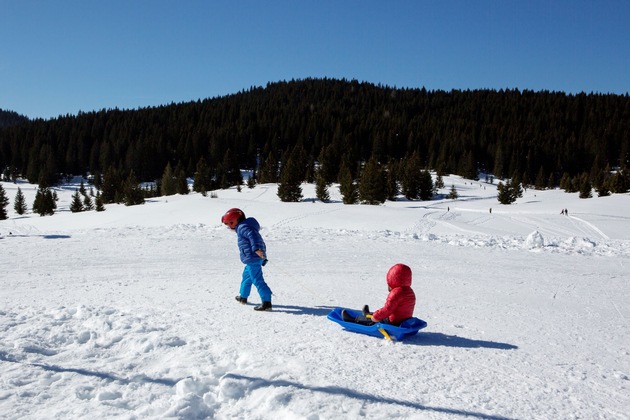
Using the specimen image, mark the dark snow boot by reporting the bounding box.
[362,305,371,316]
[254,301,272,311]
[341,309,355,323]
[235,296,247,304]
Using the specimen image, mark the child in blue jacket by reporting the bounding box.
[222,208,272,311]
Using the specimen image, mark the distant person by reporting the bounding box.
[342,264,416,326]
[561,209,565,215]
[221,208,272,311]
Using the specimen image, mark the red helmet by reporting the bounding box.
[221,208,245,229]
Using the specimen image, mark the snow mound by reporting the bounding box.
[525,230,545,249]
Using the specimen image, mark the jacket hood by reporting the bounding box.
[239,217,260,231]
[386,264,412,288]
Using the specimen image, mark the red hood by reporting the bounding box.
[386,264,412,289]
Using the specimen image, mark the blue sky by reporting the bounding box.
[1,1,629,119]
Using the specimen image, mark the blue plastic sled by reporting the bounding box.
[327,308,427,341]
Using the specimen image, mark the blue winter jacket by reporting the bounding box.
[236,217,266,264]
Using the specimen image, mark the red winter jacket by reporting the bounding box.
[372,264,416,325]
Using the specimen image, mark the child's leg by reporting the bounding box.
[239,266,253,298]
[247,263,272,302]
[354,315,375,326]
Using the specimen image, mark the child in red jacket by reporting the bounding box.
[342,263,416,326]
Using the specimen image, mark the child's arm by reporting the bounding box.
[371,288,402,322]
[241,225,266,257]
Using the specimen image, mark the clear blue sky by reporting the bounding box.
[2,0,629,119]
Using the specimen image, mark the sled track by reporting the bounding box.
[568,216,610,240]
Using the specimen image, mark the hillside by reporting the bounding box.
[1,78,629,190]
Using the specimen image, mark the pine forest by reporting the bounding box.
[1,78,629,204]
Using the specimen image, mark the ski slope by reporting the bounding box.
[1,176,629,419]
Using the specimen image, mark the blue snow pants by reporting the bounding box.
[239,260,272,302]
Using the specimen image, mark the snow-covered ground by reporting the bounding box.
[1,176,629,419]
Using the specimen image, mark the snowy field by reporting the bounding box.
[1,176,629,419]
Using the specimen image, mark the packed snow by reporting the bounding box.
[1,175,629,419]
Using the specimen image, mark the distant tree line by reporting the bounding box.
[0,109,29,129]
[1,78,629,205]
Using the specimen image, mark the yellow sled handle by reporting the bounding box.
[366,314,393,341]
[365,314,392,341]
[378,327,393,341]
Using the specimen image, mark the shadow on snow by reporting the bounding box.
[270,305,518,350]
[271,304,337,317]
[0,351,179,387]
[222,373,516,420]
[405,332,518,350]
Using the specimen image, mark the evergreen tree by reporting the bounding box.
[0,184,9,220]
[277,152,303,202]
[401,152,422,200]
[559,172,572,192]
[434,173,445,190]
[497,178,522,204]
[258,151,278,184]
[521,171,531,189]
[83,194,94,210]
[33,187,56,216]
[358,157,386,205]
[510,176,524,200]
[70,190,84,213]
[317,144,339,184]
[608,171,628,193]
[447,184,459,199]
[193,156,212,196]
[123,171,145,206]
[418,169,434,201]
[547,173,556,190]
[161,163,176,196]
[385,159,399,201]
[14,187,28,215]
[92,171,103,191]
[493,146,505,179]
[95,192,105,211]
[497,182,514,204]
[315,171,330,202]
[290,142,309,181]
[32,188,42,215]
[101,166,123,204]
[338,161,358,204]
[578,173,592,199]
[175,166,189,195]
[220,149,242,188]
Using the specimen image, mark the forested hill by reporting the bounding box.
[1,78,629,188]
[0,109,29,128]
